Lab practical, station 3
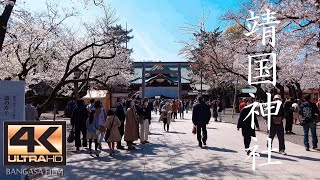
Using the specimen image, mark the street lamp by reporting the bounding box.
[74,67,82,101]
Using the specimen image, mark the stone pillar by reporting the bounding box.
[178,63,182,100]
[142,63,146,98]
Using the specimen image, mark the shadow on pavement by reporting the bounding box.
[286,154,320,162]
[260,153,298,162]
[205,146,238,153]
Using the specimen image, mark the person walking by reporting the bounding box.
[217,98,223,122]
[115,98,126,150]
[124,100,139,150]
[269,95,287,155]
[71,100,88,152]
[192,96,211,148]
[212,100,218,121]
[171,100,178,121]
[140,98,151,144]
[300,94,319,151]
[237,99,260,155]
[25,100,38,121]
[179,100,185,119]
[185,100,190,113]
[292,100,300,125]
[105,110,122,156]
[284,97,295,134]
[86,109,100,157]
[160,101,172,132]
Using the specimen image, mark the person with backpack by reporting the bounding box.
[300,94,319,151]
[268,95,287,155]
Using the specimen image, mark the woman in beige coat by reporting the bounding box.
[159,102,172,132]
[106,110,121,156]
[124,100,139,150]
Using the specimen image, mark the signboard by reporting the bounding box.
[241,86,257,94]
[0,81,25,179]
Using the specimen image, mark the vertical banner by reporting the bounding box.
[0,81,25,180]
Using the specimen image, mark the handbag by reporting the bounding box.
[67,127,75,143]
[105,116,115,140]
[192,126,197,134]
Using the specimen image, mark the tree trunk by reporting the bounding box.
[295,82,303,99]
[291,84,297,99]
[0,0,16,50]
[287,85,294,98]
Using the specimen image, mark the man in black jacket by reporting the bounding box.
[115,98,126,149]
[71,100,88,152]
[237,98,260,155]
[300,94,319,151]
[192,96,211,147]
[284,97,295,134]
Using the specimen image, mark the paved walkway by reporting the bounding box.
[38,112,320,180]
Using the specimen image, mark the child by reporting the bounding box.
[86,109,100,157]
[237,99,260,155]
[105,110,121,156]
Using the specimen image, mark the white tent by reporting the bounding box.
[82,90,110,110]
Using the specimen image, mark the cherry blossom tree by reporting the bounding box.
[0,0,106,51]
[0,2,133,115]
[181,0,320,100]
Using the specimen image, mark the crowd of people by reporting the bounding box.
[237,94,319,155]
[69,97,205,156]
[70,97,154,156]
[30,92,319,158]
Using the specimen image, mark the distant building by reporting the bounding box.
[130,62,194,99]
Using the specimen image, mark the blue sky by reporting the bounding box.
[23,0,238,62]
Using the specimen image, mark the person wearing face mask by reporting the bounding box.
[124,99,139,150]
[140,98,151,144]
[237,98,260,155]
[115,98,126,150]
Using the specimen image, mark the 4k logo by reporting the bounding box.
[4,121,66,166]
